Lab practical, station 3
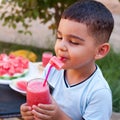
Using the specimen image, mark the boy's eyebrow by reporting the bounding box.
[68,34,85,41]
[57,30,85,41]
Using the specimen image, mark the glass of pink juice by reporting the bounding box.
[26,78,51,106]
[42,52,53,67]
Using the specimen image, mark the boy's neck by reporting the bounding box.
[65,65,97,86]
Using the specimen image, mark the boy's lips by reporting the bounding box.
[58,56,67,62]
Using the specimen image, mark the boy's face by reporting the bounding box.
[54,19,100,69]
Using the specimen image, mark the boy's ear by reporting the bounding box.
[95,43,110,60]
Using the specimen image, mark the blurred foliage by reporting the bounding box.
[0,0,77,34]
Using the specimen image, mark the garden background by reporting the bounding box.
[0,0,120,120]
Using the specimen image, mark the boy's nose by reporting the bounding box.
[59,40,67,51]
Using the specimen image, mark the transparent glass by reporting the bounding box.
[26,78,51,106]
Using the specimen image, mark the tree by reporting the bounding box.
[0,0,77,34]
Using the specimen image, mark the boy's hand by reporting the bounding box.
[32,97,60,120]
[32,97,72,120]
[20,103,34,120]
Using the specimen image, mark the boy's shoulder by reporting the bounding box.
[85,65,111,93]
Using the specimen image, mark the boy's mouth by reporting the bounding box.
[58,56,67,62]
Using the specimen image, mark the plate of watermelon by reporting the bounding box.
[9,79,28,95]
[9,62,44,95]
[0,54,43,84]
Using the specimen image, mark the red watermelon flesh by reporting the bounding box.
[49,56,64,70]
[16,80,28,91]
[0,53,29,77]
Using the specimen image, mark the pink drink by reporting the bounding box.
[27,78,51,106]
[42,52,53,67]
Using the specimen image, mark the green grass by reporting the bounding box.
[0,41,120,112]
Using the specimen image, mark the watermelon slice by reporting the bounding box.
[49,56,64,70]
[16,80,28,91]
[0,53,29,79]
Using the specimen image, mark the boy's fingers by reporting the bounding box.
[32,109,51,120]
[21,103,32,112]
[22,116,34,120]
[32,105,53,115]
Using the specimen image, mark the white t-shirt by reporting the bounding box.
[42,64,112,120]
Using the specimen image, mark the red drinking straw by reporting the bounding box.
[43,64,53,86]
[43,57,64,86]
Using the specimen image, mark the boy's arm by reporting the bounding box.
[57,107,72,120]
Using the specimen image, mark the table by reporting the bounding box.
[0,118,23,120]
[0,84,26,119]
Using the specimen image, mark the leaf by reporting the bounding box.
[0,0,77,34]
[12,23,16,29]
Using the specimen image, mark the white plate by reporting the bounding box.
[0,62,44,85]
[9,62,44,95]
[9,79,27,95]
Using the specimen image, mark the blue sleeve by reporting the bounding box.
[83,89,112,120]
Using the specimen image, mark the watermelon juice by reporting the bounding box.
[27,78,51,106]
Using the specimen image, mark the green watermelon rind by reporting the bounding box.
[0,69,29,80]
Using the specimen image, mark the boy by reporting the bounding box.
[20,0,114,120]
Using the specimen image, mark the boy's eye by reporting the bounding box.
[69,40,79,45]
[57,36,62,40]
